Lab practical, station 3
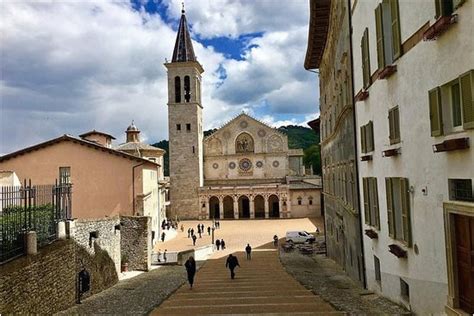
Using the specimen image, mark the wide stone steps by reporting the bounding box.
[151,250,339,315]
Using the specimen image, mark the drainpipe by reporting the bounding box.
[132,162,146,216]
[347,0,367,289]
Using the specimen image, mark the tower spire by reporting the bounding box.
[171,3,196,62]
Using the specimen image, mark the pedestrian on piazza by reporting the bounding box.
[215,239,221,250]
[220,239,225,250]
[187,228,191,238]
[190,228,194,237]
[161,231,166,242]
[198,229,202,238]
[197,224,201,234]
[225,254,240,279]
[245,244,252,260]
[184,256,196,289]
[200,223,204,232]
[207,226,211,236]
[163,249,167,263]
[192,234,197,246]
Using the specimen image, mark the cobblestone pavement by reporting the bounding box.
[280,248,410,314]
[56,264,202,316]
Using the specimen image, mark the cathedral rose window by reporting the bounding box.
[229,162,236,169]
[239,158,252,172]
[256,161,263,168]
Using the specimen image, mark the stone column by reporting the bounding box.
[286,196,292,218]
[57,220,66,240]
[219,196,224,219]
[26,231,37,255]
[279,197,283,219]
[264,195,269,219]
[233,196,239,219]
[205,198,210,220]
[249,196,255,219]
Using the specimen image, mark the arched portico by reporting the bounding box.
[223,196,234,219]
[238,195,250,218]
[269,194,280,218]
[254,195,265,218]
[209,196,220,219]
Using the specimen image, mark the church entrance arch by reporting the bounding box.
[254,195,265,218]
[223,196,234,219]
[269,194,280,218]
[209,196,220,219]
[238,195,250,218]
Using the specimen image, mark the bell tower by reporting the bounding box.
[165,6,204,219]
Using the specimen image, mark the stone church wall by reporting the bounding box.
[289,189,321,218]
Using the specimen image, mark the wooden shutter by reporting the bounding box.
[361,125,367,153]
[400,178,412,245]
[372,178,380,229]
[394,107,400,143]
[367,121,374,152]
[390,0,402,60]
[363,178,370,225]
[375,4,385,70]
[388,109,396,144]
[435,0,442,18]
[362,28,371,89]
[460,70,474,129]
[429,87,443,136]
[386,178,395,237]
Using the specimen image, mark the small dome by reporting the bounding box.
[126,121,139,132]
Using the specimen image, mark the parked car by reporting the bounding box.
[285,231,315,244]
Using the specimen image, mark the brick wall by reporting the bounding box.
[120,216,151,271]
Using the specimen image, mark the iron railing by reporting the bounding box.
[0,180,72,263]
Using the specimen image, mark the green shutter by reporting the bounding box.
[362,28,371,89]
[372,178,380,229]
[460,70,474,129]
[363,178,370,225]
[375,4,385,70]
[429,87,443,136]
[390,0,402,60]
[394,107,400,143]
[367,121,374,152]
[361,125,367,153]
[435,0,442,18]
[388,109,395,144]
[400,178,412,245]
[386,178,395,238]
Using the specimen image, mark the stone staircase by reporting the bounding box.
[151,249,344,315]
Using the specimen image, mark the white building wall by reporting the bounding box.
[352,0,473,313]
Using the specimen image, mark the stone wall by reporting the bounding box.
[120,216,151,271]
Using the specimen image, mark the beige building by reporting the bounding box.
[0,125,166,244]
[167,9,321,220]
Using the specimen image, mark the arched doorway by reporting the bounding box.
[223,196,234,219]
[238,195,250,218]
[254,195,265,218]
[269,194,280,218]
[209,196,220,219]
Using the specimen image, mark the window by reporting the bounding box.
[59,167,71,184]
[361,28,371,89]
[363,177,380,229]
[184,75,191,102]
[388,106,400,144]
[174,76,181,103]
[360,121,374,153]
[449,179,474,202]
[186,123,191,131]
[374,256,381,284]
[309,197,313,205]
[375,0,401,69]
[386,177,411,245]
[435,0,465,18]
[176,124,181,131]
[400,278,410,302]
[297,197,302,205]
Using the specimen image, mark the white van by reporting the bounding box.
[285,231,315,244]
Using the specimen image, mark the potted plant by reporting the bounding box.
[121,254,129,272]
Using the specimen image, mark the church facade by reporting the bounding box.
[166,9,321,220]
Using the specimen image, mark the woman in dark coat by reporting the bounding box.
[185,256,196,289]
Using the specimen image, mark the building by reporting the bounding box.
[351,0,474,313]
[304,0,365,286]
[167,9,321,220]
[0,125,165,244]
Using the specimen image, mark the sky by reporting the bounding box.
[0,0,319,154]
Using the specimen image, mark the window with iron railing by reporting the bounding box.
[59,167,71,184]
[449,179,474,202]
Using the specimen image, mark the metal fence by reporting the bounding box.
[0,180,72,263]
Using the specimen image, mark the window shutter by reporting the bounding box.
[460,70,474,129]
[388,109,395,144]
[363,178,370,225]
[394,107,400,143]
[400,178,412,245]
[375,4,385,70]
[361,125,367,153]
[372,178,380,229]
[429,87,443,136]
[362,28,371,89]
[435,0,442,18]
[386,178,395,237]
[390,0,402,60]
[367,121,374,152]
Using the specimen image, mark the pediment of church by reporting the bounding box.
[204,113,288,156]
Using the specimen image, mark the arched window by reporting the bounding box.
[235,132,254,153]
[308,196,313,205]
[175,76,181,103]
[184,76,191,102]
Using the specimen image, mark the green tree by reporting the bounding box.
[303,144,321,175]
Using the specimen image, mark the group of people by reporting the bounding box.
[182,221,223,246]
[156,249,167,263]
[161,218,178,231]
[215,238,226,250]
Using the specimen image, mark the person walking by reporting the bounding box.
[220,239,225,250]
[273,235,278,247]
[157,249,162,263]
[184,256,196,289]
[163,249,167,263]
[181,224,184,232]
[200,223,204,232]
[187,228,191,238]
[161,231,166,242]
[245,244,252,260]
[198,230,202,238]
[192,234,197,246]
[207,226,211,236]
[191,228,194,237]
[226,254,240,279]
[216,239,221,250]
